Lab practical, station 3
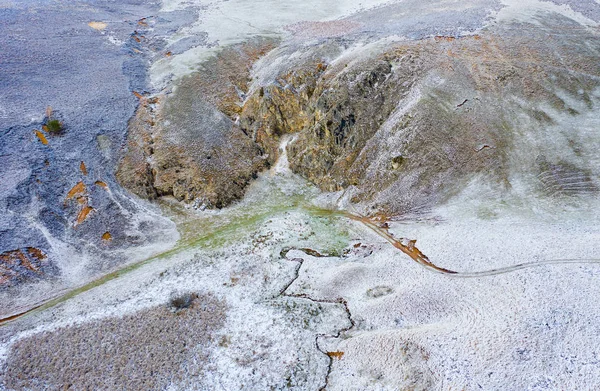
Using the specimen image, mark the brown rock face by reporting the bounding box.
[152,95,267,208]
[238,18,600,216]
[117,39,277,208]
[119,17,600,216]
[239,60,327,166]
[192,37,279,119]
[115,95,160,200]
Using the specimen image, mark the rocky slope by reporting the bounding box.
[0,0,209,313]
[251,16,600,217]
[117,39,278,208]
[118,11,599,219]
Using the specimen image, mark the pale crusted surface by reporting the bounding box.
[0,172,352,390]
[3,0,600,390]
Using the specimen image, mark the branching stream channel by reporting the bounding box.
[2,141,600,389]
[2,148,599,328]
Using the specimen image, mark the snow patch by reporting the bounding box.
[492,0,599,27]
[152,0,397,88]
[272,134,298,176]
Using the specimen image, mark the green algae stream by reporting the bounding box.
[5,172,599,326]
[0,175,350,326]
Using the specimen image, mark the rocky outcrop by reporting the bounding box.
[238,17,600,216]
[115,96,161,201]
[119,15,600,218]
[239,58,327,165]
[117,39,278,208]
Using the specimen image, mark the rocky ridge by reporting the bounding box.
[119,14,600,217]
[117,38,279,208]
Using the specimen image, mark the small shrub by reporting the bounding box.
[46,119,63,134]
[169,292,198,312]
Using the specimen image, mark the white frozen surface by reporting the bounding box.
[152,0,599,89]
[0,154,350,389]
[152,0,397,87]
[285,205,600,389]
[272,134,297,176]
[5,147,600,389]
[492,0,600,27]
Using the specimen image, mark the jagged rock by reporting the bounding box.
[239,58,328,166]
[115,97,159,201]
[237,16,600,216]
[117,39,278,208]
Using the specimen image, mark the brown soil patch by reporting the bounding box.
[3,294,226,390]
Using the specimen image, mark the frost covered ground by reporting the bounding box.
[0,164,354,389]
[2,143,600,389]
[2,0,600,390]
[3,142,600,389]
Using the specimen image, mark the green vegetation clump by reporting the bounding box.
[45,119,63,134]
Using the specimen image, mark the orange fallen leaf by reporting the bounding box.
[101,232,112,241]
[95,180,108,190]
[88,21,107,31]
[80,161,88,175]
[76,206,94,226]
[327,351,344,360]
[35,130,48,145]
[66,181,86,201]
